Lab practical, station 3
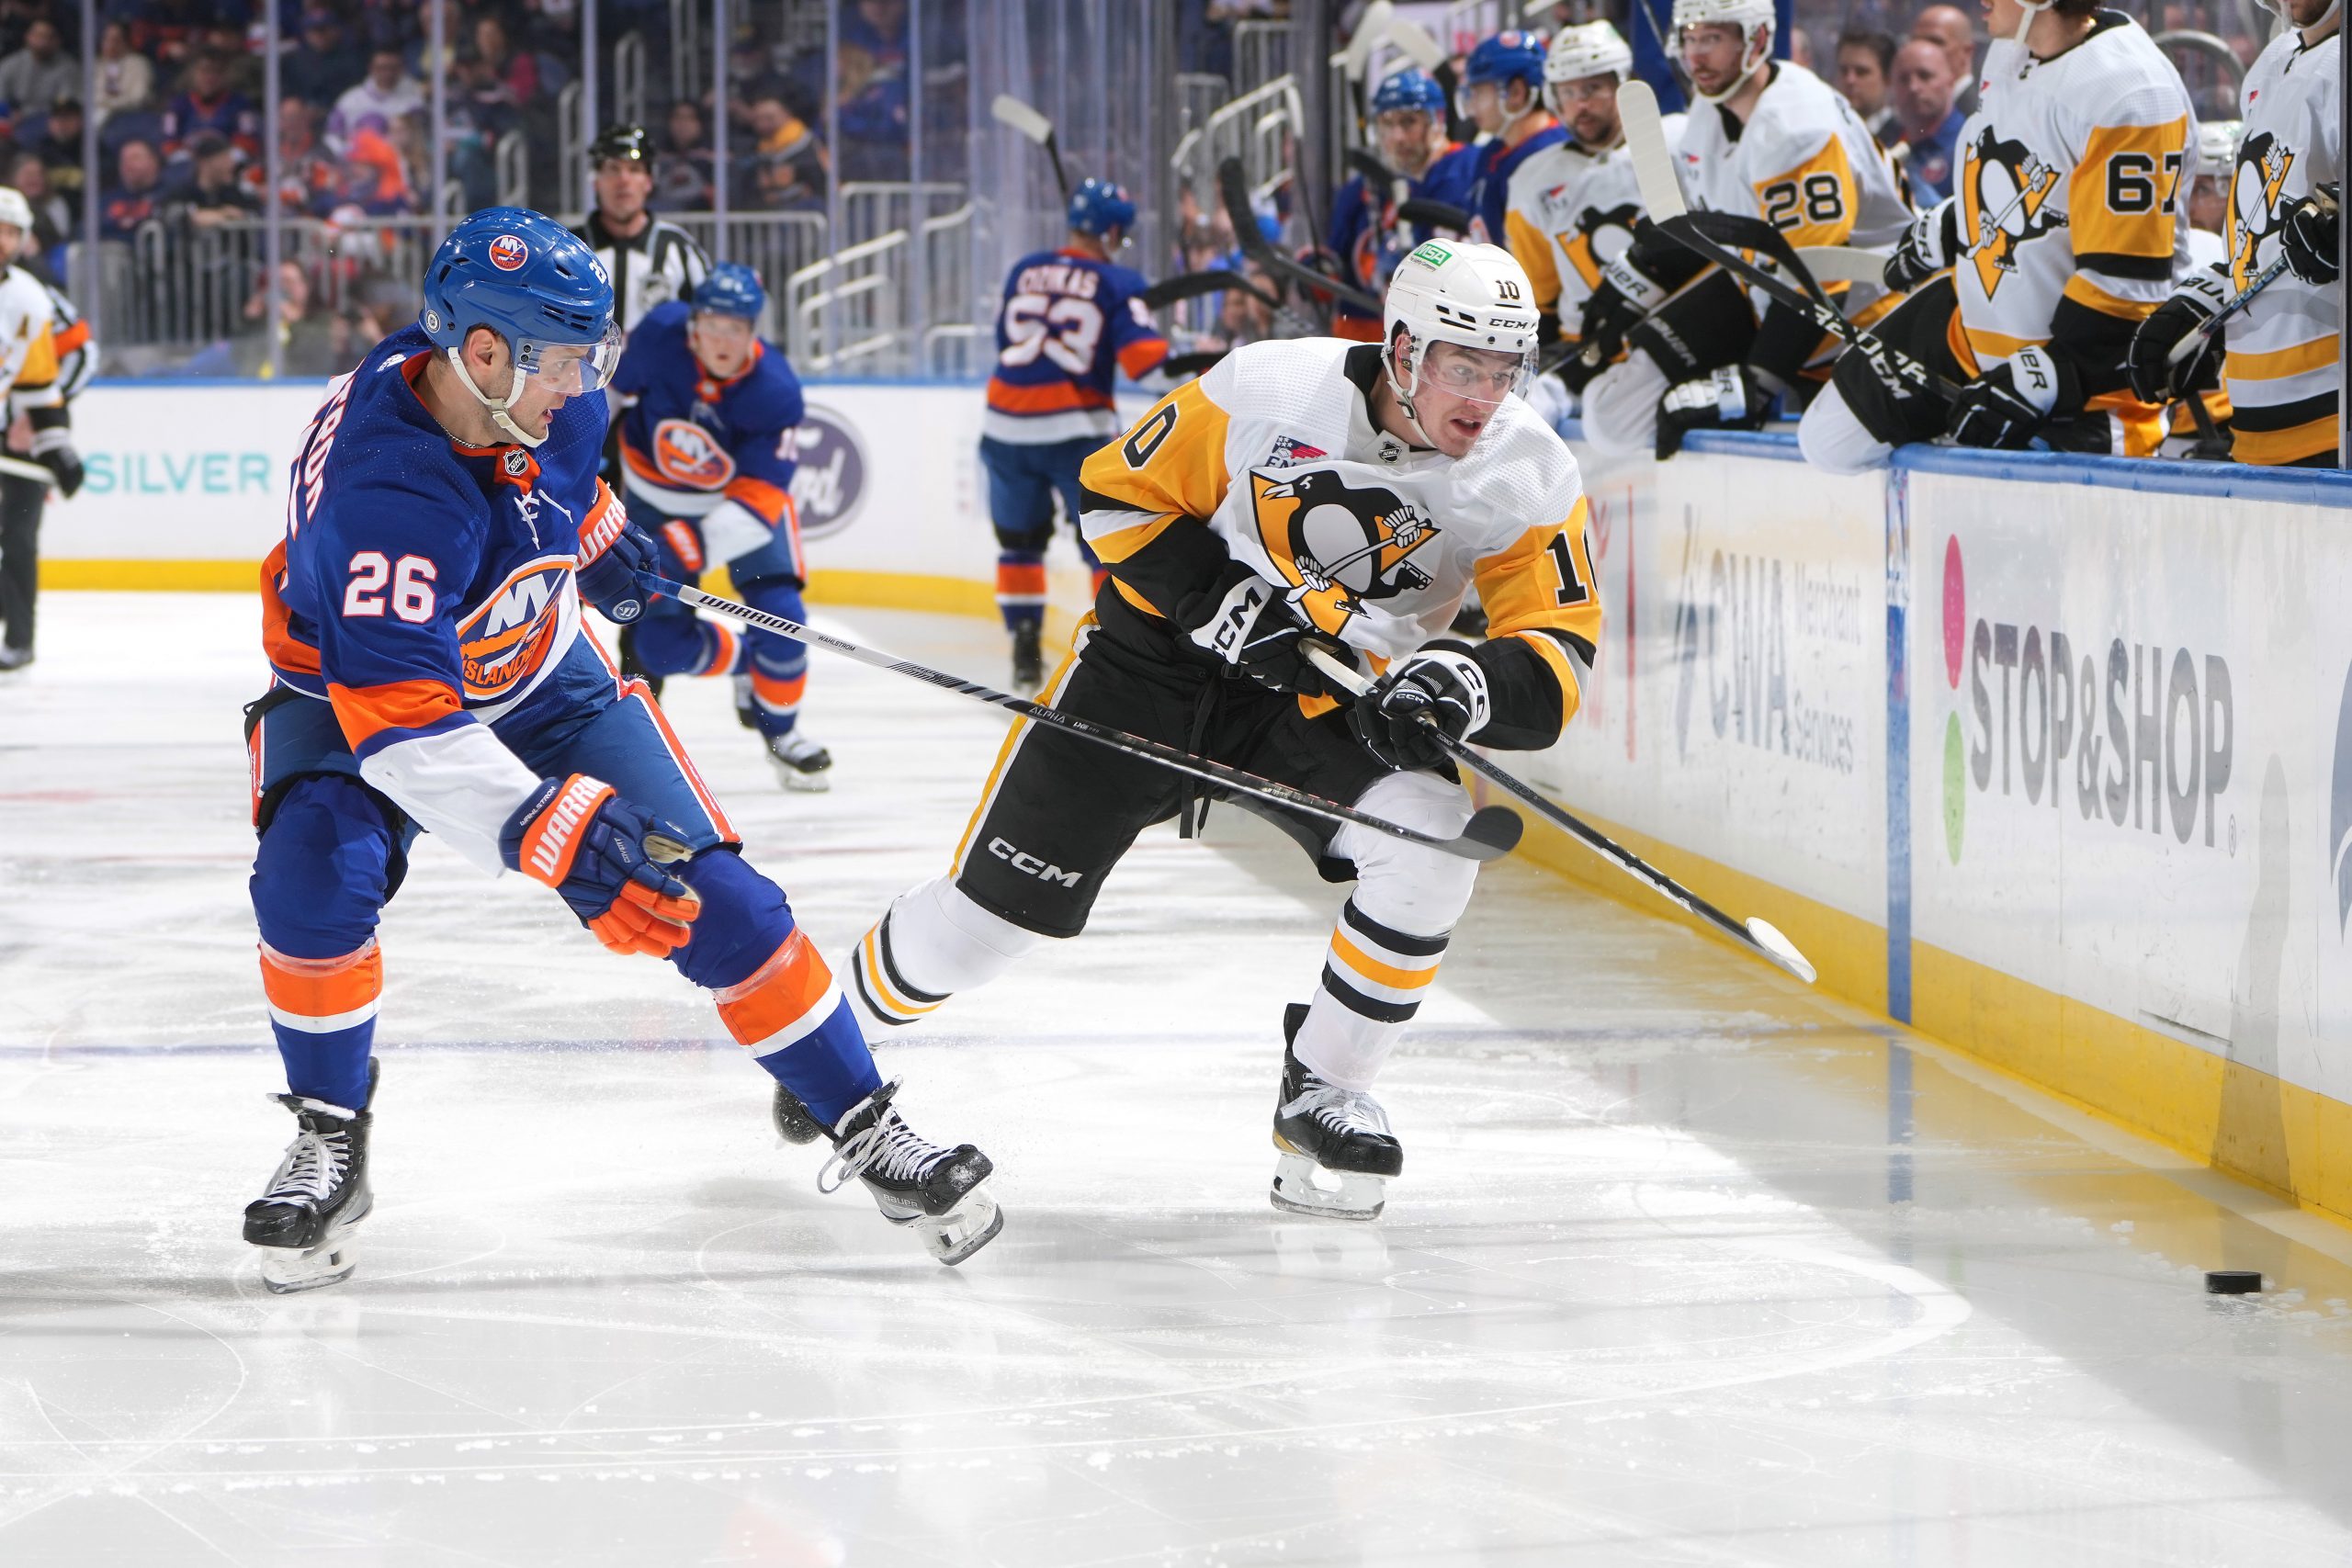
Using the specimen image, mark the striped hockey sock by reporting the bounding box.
[1295,898,1449,1090]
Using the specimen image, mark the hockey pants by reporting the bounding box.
[628,499,811,741]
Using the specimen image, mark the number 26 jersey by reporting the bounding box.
[981,248,1170,446]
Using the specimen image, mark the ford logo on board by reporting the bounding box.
[787,403,868,541]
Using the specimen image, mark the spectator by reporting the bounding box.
[407,0,463,85]
[1834,30,1896,138]
[283,8,368,108]
[100,136,165,240]
[1786,26,1815,71]
[834,39,910,182]
[1909,5,1980,114]
[266,96,338,214]
[444,51,518,209]
[92,22,156,125]
[241,259,349,377]
[842,0,910,58]
[31,96,83,220]
[10,151,68,273]
[740,93,826,211]
[168,130,256,229]
[1888,39,1962,201]
[328,121,413,215]
[164,51,259,160]
[732,35,793,137]
[330,48,424,150]
[199,20,259,100]
[653,98,716,211]
[0,19,76,117]
[473,14,537,106]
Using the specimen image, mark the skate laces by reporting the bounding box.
[818,1105,949,1193]
[1287,1076,1394,1139]
[264,1124,351,1204]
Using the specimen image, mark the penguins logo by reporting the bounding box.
[2227,130,2295,293]
[1250,468,1440,634]
[1555,199,1645,292]
[1959,128,2066,297]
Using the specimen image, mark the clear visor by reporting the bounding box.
[514,319,624,395]
[1418,340,1533,407]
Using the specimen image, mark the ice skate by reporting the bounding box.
[817,1081,1002,1265]
[243,1061,377,1294]
[1270,1004,1402,1221]
[0,645,31,672]
[732,672,761,731]
[1009,620,1045,695]
[767,729,833,792]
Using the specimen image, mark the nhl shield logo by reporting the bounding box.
[488,234,529,271]
[503,448,530,477]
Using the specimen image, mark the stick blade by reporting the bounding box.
[1795,244,1891,285]
[1745,917,1817,985]
[989,94,1055,146]
[1383,14,1447,70]
[1462,805,1525,862]
[1617,80,1686,222]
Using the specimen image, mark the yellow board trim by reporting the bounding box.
[1510,795,2352,1227]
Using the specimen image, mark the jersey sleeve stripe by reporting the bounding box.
[1505,209,1563,311]
[2221,333,2340,379]
[1116,338,1170,378]
[2069,117,2188,259]
[329,678,467,750]
[2060,271,2165,319]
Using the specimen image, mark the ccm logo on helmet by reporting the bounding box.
[488,235,529,271]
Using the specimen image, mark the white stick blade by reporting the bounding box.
[1745,918,1817,985]
[1383,15,1447,70]
[1342,0,1393,74]
[1617,80,1688,222]
[1796,245,1890,284]
[989,94,1055,146]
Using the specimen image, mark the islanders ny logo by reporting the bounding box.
[488,234,528,271]
[650,418,737,490]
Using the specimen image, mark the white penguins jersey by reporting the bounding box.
[1676,62,1912,265]
[2217,25,2339,465]
[1078,336,1600,733]
[1949,11,2194,446]
[1504,116,1689,343]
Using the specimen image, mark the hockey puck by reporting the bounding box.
[2205,1269,2262,1295]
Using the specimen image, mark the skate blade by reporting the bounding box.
[774,765,832,794]
[877,1186,1004,1266]
[255,1238,358,1293]
[1270,1153,1386,1222]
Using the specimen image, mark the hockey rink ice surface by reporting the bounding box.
[9,594,2352,1568]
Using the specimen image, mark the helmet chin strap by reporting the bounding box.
[1382,334,1439,448]
[444,346,548,448]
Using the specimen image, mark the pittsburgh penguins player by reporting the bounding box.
[2126,0,2337,466]
[777,243,1602,1222]
[1578,0,1912,458]
[1799,0,2197,471]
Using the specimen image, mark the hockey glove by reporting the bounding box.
[1945,345,2078,451]
[500,774,702,957]
[1656,366,1772,458]
[1576,222,1683,361]
[1351,647,1490,773]
[574,492,659,624]
[1182,562,1339,696]
[2126,268,2229,404]
[1883,197,1960,294]
[2281,183,2341,286]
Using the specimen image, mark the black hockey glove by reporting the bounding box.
[575,507,662,624]
[1181,561,1338,696]
[1883,197,1960,294]
[2281,182,2341,286]
[1945,344,2079,450]
[1655,365,1772,458]
[1576,222,1685,360]
[2125,268,2229,404]
[1350,646,1489,772]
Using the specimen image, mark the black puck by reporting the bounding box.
[2205,1269,2262,1295]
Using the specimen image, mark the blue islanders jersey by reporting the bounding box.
[1327,141,1471,338]
[982,248,1169,446]
[613,300,804,541]
[1466,121,1568,244]
[260,322,620,872]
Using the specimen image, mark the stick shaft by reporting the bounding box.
[643,576,1502,861]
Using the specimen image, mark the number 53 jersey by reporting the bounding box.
[981,247,1170,446]
[1078,337,1602,746]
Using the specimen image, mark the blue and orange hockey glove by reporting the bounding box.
[500,774,702,957]
[574,488,661,624]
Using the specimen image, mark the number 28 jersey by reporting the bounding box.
[982,247,1170,446]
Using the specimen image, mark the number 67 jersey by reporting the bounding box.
[981,247,1170,446]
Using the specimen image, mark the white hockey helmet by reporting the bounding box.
[0,186,34,236]
[2197,118,2241,176]
[1544,21,1634,85]
[1382,240,1543,439]
[1671,0,1775,103]
[2253,0,2340,27]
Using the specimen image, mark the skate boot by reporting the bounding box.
[767,729,833,792]
[243,1060,378,1293]
[732,673,761,731]
[616,623,664,700]
[771,1082,824,1145]
[816,1081,1002,1265]
[1010,620,1044,696]
[1270,1004,1402,1221]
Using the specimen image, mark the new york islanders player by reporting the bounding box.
[240,210,1000,1292]
[1799,0,2197,470]
[791,243,1601,1222]
[609,264,832,790]
[1581,0,1910,458]
[981,177,1170,694]
[2127,0,2336,467]
[1461,30,1569,246]
[1327,68,1478,341]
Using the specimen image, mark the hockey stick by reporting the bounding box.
[990,94,1069,201]
[1303,645,1818,984]
[1218,157,1383,318]
[0,453,52,487]
[1161,349,1227,378]
[1344,149,1475,234]
[637,573,1524,864]
[2167,254,2290,368]
[1139,269,1280,310]
[1793,244,1893,285]
[1618,80,1963,403]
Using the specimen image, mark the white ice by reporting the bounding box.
[6,592,2352,1566]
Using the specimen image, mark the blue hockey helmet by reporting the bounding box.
[420,207,621,447]
[1463,29,1549,93]
[1371,67,1447,119]
[1068,177,1136,241]
[691,262,767,322]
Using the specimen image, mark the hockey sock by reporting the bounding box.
[739,579,810,739]
[996,552,1046,631]
[251,775,396,1111]
[259,940,383,1111]
[1295,898,1449,1091]
[717,930,879,1126]
[849,876,1043,1032]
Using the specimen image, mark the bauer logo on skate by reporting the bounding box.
[786,403,869,540]
[1937,533,2235,864]
[650,418,738,490]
